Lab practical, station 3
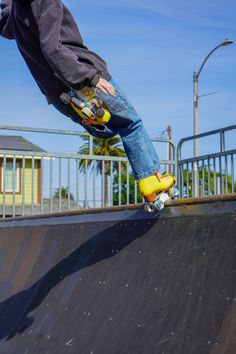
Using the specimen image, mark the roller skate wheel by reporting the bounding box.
[71,97,85,109]
[168,186,179,199]
[91,97,103,108]
[60,93,71,105]
[96,108,105,117]
[82,107,94,119]
[153,199,165,211]
[144,202,156,213]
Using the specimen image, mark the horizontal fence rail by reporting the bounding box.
[0,125,176,218]
[177,124,236,198]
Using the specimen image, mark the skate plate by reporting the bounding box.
[60,89,111,126]
[144,186,179,213]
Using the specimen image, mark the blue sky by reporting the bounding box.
[0,0,235,156]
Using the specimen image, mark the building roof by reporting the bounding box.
[0,136,46,152]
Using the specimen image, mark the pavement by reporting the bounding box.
[0,194,236,354]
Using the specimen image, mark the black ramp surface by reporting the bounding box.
[0,196,236,354]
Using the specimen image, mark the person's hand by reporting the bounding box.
[96,77,116,96]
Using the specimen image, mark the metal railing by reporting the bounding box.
[177,124,236,198]
[0,125,177,218]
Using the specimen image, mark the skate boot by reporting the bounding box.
[60,88,111,126]
[138,174,179,213]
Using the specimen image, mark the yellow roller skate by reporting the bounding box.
[60,88,111,126]
[138,173,179,213]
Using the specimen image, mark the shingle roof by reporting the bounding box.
[0,136,46,152]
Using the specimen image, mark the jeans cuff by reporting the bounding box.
[134,164,161,180]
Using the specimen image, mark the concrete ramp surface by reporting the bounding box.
[0,196,236,354]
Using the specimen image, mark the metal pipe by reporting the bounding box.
[22,157,25,216]
[13,156,16,217]
[59,158,62,212]
[3,156,6,218]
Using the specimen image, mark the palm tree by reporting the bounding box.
[78,135,126,206]
[53,186,75,201]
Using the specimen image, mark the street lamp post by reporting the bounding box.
[193,39,234,197]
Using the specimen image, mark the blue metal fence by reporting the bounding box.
[2,123,235,218]
[177,124,236,198]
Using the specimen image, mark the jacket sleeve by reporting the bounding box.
[36,2,100,90]
[0,0,14,39]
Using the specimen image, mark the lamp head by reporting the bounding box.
[222,39,234,46]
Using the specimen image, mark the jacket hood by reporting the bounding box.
[0,0,12,9]
[0,0,12,37]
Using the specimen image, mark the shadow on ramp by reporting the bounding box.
[0,211,157,343]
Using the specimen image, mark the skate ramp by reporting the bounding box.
[0,195,236,354]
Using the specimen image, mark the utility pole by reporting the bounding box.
[166,126,172,174]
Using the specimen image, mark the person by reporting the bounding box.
[0,0,175,206]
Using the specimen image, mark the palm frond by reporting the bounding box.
[77,132,126,175]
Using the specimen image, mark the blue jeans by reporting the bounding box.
[53,78,160,180]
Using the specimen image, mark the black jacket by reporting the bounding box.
[0,0,111,103]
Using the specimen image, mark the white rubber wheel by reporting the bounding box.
[91,98,103,108]
[144,203,156,213]
[153,199,165,211]
[72,97,85,109]
[82,107,93,119]
[60,93,71,105]
[168,186,179,199]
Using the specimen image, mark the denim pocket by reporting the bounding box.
[95,89,129,113]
